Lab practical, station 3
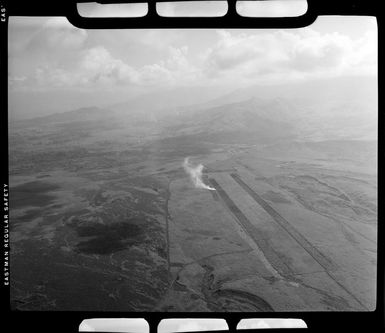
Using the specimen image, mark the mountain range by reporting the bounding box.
[10,75,377,144]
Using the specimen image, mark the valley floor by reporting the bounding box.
[9,143,377,311]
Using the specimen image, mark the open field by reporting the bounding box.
[9,128,377,311]
[9,76,377,312]
[154,151,376,311]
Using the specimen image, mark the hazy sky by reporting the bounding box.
[8,8,377,118]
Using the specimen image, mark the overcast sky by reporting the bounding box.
[8,9,377,118]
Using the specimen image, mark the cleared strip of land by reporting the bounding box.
[209,178,293,276]
[230,173,337,272]
[209,172,368,310]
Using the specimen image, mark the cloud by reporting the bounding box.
[203,30,294,79]
[139,30,183,50]
[8,75,27,88]
[203,28,377,82]
[205,31,264,72]
[9,17,377,93]
[35,66,76,87]
[32,46,137,88]
[27,17,88,52]
[80,46,138,84]
[30,45,199,89]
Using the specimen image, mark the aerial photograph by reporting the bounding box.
[8,11,377,311]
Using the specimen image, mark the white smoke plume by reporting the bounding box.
[183,157,216,191]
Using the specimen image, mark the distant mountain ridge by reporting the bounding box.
[161,98,296,144]
[11,75,377,143]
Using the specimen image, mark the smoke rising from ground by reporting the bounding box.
[183,157,216,191]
